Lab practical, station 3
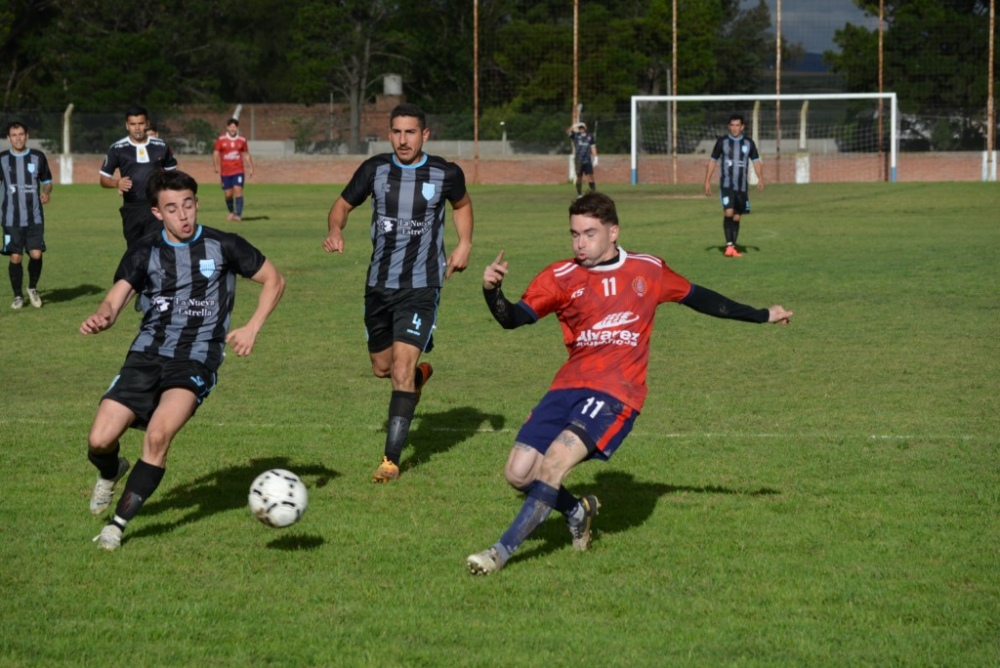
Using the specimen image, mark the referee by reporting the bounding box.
[100,105,178,248]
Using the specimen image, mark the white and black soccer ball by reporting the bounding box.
[248,469,308,528]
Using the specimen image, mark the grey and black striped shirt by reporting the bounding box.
[341,153,467,290]
[0,148,52,227]
[709,134,761,193]
[115,225,266,371]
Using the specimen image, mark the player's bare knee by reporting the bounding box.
[504,465,533,490]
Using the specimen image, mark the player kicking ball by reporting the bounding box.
[81,170,285,551]
[467,192,792,575]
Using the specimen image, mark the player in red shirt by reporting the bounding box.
[212,118,255,222]
[467,192,793,575]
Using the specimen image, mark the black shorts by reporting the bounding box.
[575,159,594,176]
[120,203,162,249]
[364,286,439,354]
[719,188,750,215]
[102,351,217,430]
[1,224,45,255]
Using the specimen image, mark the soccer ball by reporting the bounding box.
[248,469,308,528]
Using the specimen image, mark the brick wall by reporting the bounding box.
[58,151,989,187]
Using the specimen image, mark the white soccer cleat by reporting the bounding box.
[93,525,123,551]
[27,288,42,308]
[90,457,130,515]
[467,547,505,575]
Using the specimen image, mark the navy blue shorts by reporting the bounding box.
[102,351,217,430]
[221,174,245,190]
[516,388,638,461]
[2,224,46,255]
[364,286,439,354]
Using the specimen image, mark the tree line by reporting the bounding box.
[0,0,992,150]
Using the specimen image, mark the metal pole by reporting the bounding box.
[775,0,782,184]
[672,0,678,185]
[988,0,996,181]
[573,0,579,124]
[473,0,480,184]
[878,0,885,181]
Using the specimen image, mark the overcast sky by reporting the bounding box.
[747,0,881,53]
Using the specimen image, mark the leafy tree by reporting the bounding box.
[827,0,992,113]
[289,0,402,152]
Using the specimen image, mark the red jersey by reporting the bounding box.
[519,249,692,411]
[213,134,250,177]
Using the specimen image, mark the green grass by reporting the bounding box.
[1,181,997,666]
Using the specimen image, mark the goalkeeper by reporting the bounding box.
[566,121,598,197]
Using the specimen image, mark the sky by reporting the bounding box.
[746,0,882,53]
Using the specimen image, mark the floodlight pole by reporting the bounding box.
[671,0,678,185]
[473,0,480,184]
[775,0,782,184]
[988,0,996,181]
[573,0,579,124]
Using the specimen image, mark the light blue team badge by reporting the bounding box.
[199,259,217,279]
[27,163,36,174]
[422,182,436,201]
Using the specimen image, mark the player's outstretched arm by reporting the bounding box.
[80,280,135,335]
[446,193,474,279]
[323,197,354,254]
[226,259,286,357]
[681,284,792,325]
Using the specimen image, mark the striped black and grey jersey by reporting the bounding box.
[0,149,52,227]
[100,136,178,205]
[114,225,266,371]
[709,134,761,193]
[341,152,467,289]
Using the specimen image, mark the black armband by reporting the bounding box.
[681,284,769,323]
[483,285,536,329]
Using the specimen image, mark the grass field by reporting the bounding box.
[1,181,997,666]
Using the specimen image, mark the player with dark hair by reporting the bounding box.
[100,105,179,248]
[212,117,255,222]
[83,170,285,551]
[566,121,598,196]
[704,113,764,257]
[1,122,52,309]
[467,192,792,574]
[323,102,474,483]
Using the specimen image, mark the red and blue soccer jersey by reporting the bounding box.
[213,134,250,177]
[518,249,692,412]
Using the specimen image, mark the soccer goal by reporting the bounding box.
[630,93,898,185]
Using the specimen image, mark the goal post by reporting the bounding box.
[630,93,898,185]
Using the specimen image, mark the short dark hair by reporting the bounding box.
[126,105,149,120]
[6,121,26,135]
[227,117,239,126]
[569,192,619,227]
[390,103,426,130]
[147,170,198,207]
[729,113,745,125]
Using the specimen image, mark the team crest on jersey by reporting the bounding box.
[199,259,217,278]
[422,182,436,201]
[632,277,648,297]
[27,163,36,174]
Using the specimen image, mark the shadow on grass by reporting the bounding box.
[266,534,325,551]
[40,283,104,304]
[401,406,505,474]
[512,470,780,565]
[126,456,339,543]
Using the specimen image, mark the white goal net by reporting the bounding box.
[630,93,898,185]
